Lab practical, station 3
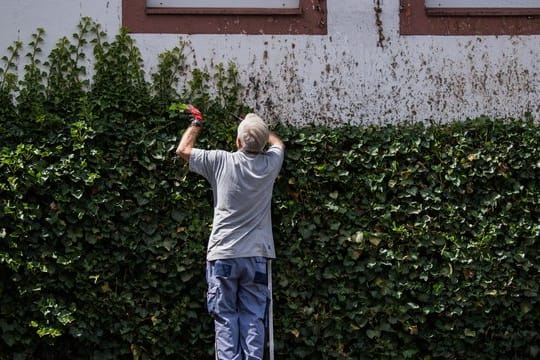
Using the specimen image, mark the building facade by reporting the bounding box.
[1,0,539,125]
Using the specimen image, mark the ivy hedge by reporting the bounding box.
[1,19,539,359]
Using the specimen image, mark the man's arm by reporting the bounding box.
[175,124,201,162]
[175,104,204,162]
[268,131,285,149]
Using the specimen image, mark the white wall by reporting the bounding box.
[1,0,539,125]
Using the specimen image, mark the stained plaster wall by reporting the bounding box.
[1,0,539,125]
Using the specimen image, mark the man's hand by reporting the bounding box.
[187,104,204,122]
[268,131,285,150]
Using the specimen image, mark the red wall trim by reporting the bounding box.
[400,0,540,35]
[425,7,540,17]
[123,0,327,35]
[145,7,303,16]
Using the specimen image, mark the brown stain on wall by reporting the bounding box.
[226,34,538,125]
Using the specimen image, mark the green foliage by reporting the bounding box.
[1,19,539,359]
[151,43,189,112]
[0,40,22,133]
[44,17,91,116]
[271,120,539,359]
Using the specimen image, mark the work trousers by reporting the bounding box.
[206,257,269,360]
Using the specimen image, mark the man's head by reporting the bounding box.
[237,113,269,153]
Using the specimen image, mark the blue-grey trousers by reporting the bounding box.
[206,257,269,360]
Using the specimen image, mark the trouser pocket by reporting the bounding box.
[253,257,268,286]
[207,283,219,316]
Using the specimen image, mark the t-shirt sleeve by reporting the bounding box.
[188,148,214,181]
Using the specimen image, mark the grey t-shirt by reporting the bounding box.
[189,145,284,261]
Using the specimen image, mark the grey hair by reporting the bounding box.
[237,113,269,153]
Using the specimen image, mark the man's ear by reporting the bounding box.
[236,138,242,150]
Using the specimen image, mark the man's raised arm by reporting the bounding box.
[175,105,204,162]
[268,131,285,150]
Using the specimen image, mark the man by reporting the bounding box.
[175,105,285,360]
